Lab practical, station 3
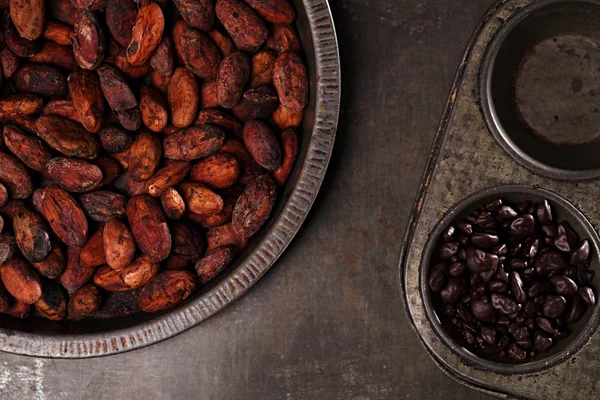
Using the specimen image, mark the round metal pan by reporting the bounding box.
[0,0,340,358]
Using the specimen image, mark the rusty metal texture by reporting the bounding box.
[401,0,600,398]
[0,0,340,358]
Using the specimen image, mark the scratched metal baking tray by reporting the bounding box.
[401,0,600,398]
[0,0,340,358]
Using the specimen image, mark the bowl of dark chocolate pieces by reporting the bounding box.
[423,186,600,369]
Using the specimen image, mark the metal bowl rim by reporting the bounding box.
[0,0,341,358]
[420,184,600,374]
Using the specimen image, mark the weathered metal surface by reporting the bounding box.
[0,0,498,398]
[402,0,600,398]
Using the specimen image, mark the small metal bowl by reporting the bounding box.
[480,0,600,181]
[0,0,340,358]
[420,185,600,374]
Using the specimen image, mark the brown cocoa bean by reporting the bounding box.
[0,257,42,304]
[3,124,52,172]
[97,65,137,112]
[127,195,171,261]
[0,47,20,78]
[273,52,308,112]
[179,182,224,215]
[106,0,137,47]
[30,42,77,70]
[72,11,106,70]
[31,241,65,279]
[200,80,219,109]
[127,1,164,66]
[79,228,105,271]
[216,0,267,53]
[0,150,32,199]
[71,0,106,10]
[195,246,233,283]
[79,190,127,222]
[190,195,235,228]
[0,281,9,313]
[34,279,67,320]
[5,16,42,57]
[231,86,278,121]
[163,124,225,161]
[103,218,136,270]
[174,0,215,31]
[9,0,45,40]
[35,115,100,159]
[115,108,142,131]
[13,116,38,134]
[208,28,236,56]
[273,128,299,186]
[206,223,247,252]
[242,0,295,24]
[168,67,199,128]
[111,148,130,169]
[272,103,303,129]
[94,254,158,291]
[129,131,162,181]
[161,188,186,220]
[165,222,205,269]
[99,125,134,154]
[4,300,30,318]
[67,284,102,320]
[144,161,192,197]
[114,47,153,79]
[42,20,73,46]
[41,185,88,247]
[0,184,7,208]
[149,35,174,78]
[68,68,105,133]
[0,233,17,265]
[59,247,95,292]
[173,21,221,80]
[219,138,264,184]
[0,93,43,119]
[95,157,122,187]
[43,100,83,125]
[97,288,141,317]
[243,120,281,170]
[151,70,171,96]
[232,174,276,237]
[140,86,169,133]
[46,157,103,193]
[217,51,250,108]
[11,202,51,262]
[190,153,240,189]
[195,108,243,138]
[265,24,301,54]
[138,270,196,312]
[49,0,79,25]
[250,50,276,88]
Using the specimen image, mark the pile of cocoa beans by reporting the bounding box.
[0,0,308,321]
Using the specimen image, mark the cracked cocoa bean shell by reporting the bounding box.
[126,1,164,67]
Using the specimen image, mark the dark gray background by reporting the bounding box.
[0,0,497,398]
